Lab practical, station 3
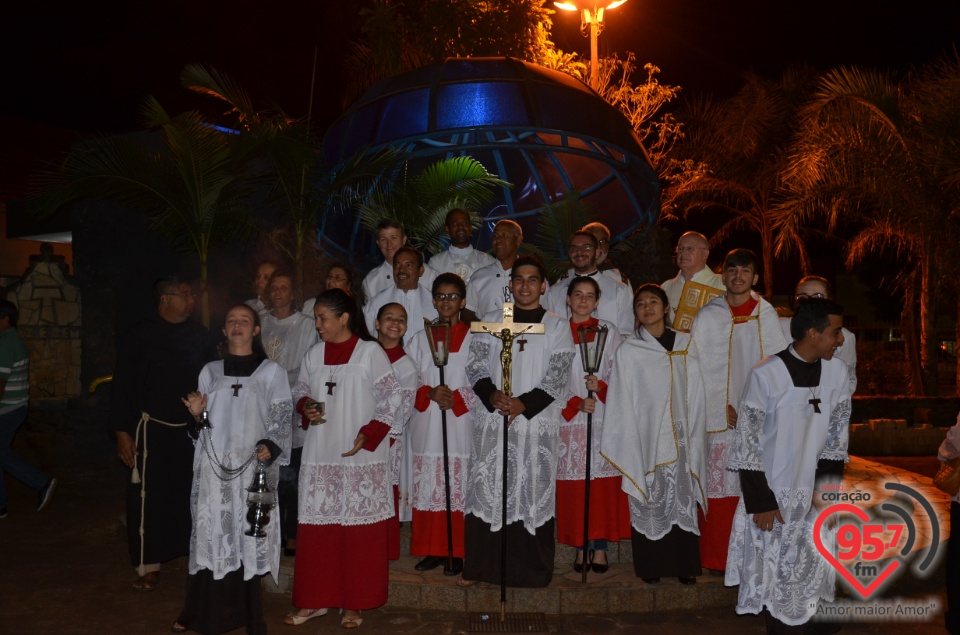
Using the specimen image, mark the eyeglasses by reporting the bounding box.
[795,293,826,300]
[568,244,595,253]
[433,292,462,301]
[675,246,706,255]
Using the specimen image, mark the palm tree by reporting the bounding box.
[356,155,510,258]
[777,60,960,396]
[30,93,262,327]
[671,68,818,298]
[179,65,406,306]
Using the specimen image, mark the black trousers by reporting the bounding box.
[278,446,302,545]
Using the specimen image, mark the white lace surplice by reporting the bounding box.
[557,320,621,482]
[189,359,293,583]
[690,293,787,498]
[389,353,417,522]
[407,328,477,514]
[294,340,403,526]
[602,329,707,539]
[465,309,575,533]
[260,311,318,448]
[725,355,850,625]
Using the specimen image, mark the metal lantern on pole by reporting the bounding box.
[423,318,451,368]
[575,322,609,582]
[554,0,631,91]
[577,323,609,375]
[423,318,459,575]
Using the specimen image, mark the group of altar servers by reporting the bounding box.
[179,209,857,634]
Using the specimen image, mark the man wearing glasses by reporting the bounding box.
[662,232,725,328]
[572,222,630,288]
[109,277,217,592]
[544,231,633,336]
[780,276,857,396]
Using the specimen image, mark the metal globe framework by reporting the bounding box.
[319,57,661,265]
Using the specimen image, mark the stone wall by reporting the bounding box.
[8,244,81,407]
[852,396,960,427]
[849,419,948,456]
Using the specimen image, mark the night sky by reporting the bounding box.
[4,1,960,134]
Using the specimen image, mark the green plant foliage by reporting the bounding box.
[356,156,510,257]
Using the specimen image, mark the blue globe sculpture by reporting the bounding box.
[319,56,661,267]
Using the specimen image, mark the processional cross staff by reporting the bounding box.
[470,302,545,622]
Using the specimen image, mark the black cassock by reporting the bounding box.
[108,315,216,567]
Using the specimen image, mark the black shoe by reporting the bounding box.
[443,558,464,576]
[678,576,697,585]
[641,577,660,584]
[590,550,608,574]
[37,478,57,512]
[0,507,7,519]
[414,555,445,571]
[573,551,585,573]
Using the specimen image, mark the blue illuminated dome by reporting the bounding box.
[320,56,661,263]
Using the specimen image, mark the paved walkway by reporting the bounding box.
[0,407,952,634]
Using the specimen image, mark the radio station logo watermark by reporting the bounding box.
[810,480,944,622]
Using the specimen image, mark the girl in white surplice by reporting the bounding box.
[555,276,629,573]
[601,283,707,585]
[373,302,417,561]
[285,289,403,629]
[174,304,293,635]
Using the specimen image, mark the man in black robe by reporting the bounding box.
[108,278,216,591]
[463,256,575,587]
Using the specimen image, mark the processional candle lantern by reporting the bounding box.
[424,318,452,368]
[423,318,458,575]
[244,460,276,538]
[576,323,609,374]
[574,321,608,582]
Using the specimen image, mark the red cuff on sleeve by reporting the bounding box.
[359,420,391,451]
[596,381,608,404]
[562,396,583,422]
[296,396,312,430]
[415,385,433,412]
[452,389,468,418]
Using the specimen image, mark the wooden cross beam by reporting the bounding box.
[470,302,545,397]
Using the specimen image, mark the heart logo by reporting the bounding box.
[812,503,900,599]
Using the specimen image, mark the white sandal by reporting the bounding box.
[283,608,328,626]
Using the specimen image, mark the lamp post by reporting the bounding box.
[554,0,630,91]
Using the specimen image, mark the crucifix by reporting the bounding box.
[470,302,545,621]
[808,387,821,413]
[325,381,336,395]
[231,381,242,397]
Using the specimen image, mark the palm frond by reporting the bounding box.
[180,64,258,124]
[533,191,595,277]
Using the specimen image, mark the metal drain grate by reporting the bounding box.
[465,612,549,632]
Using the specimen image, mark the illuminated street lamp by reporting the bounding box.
[554,0,630,91]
